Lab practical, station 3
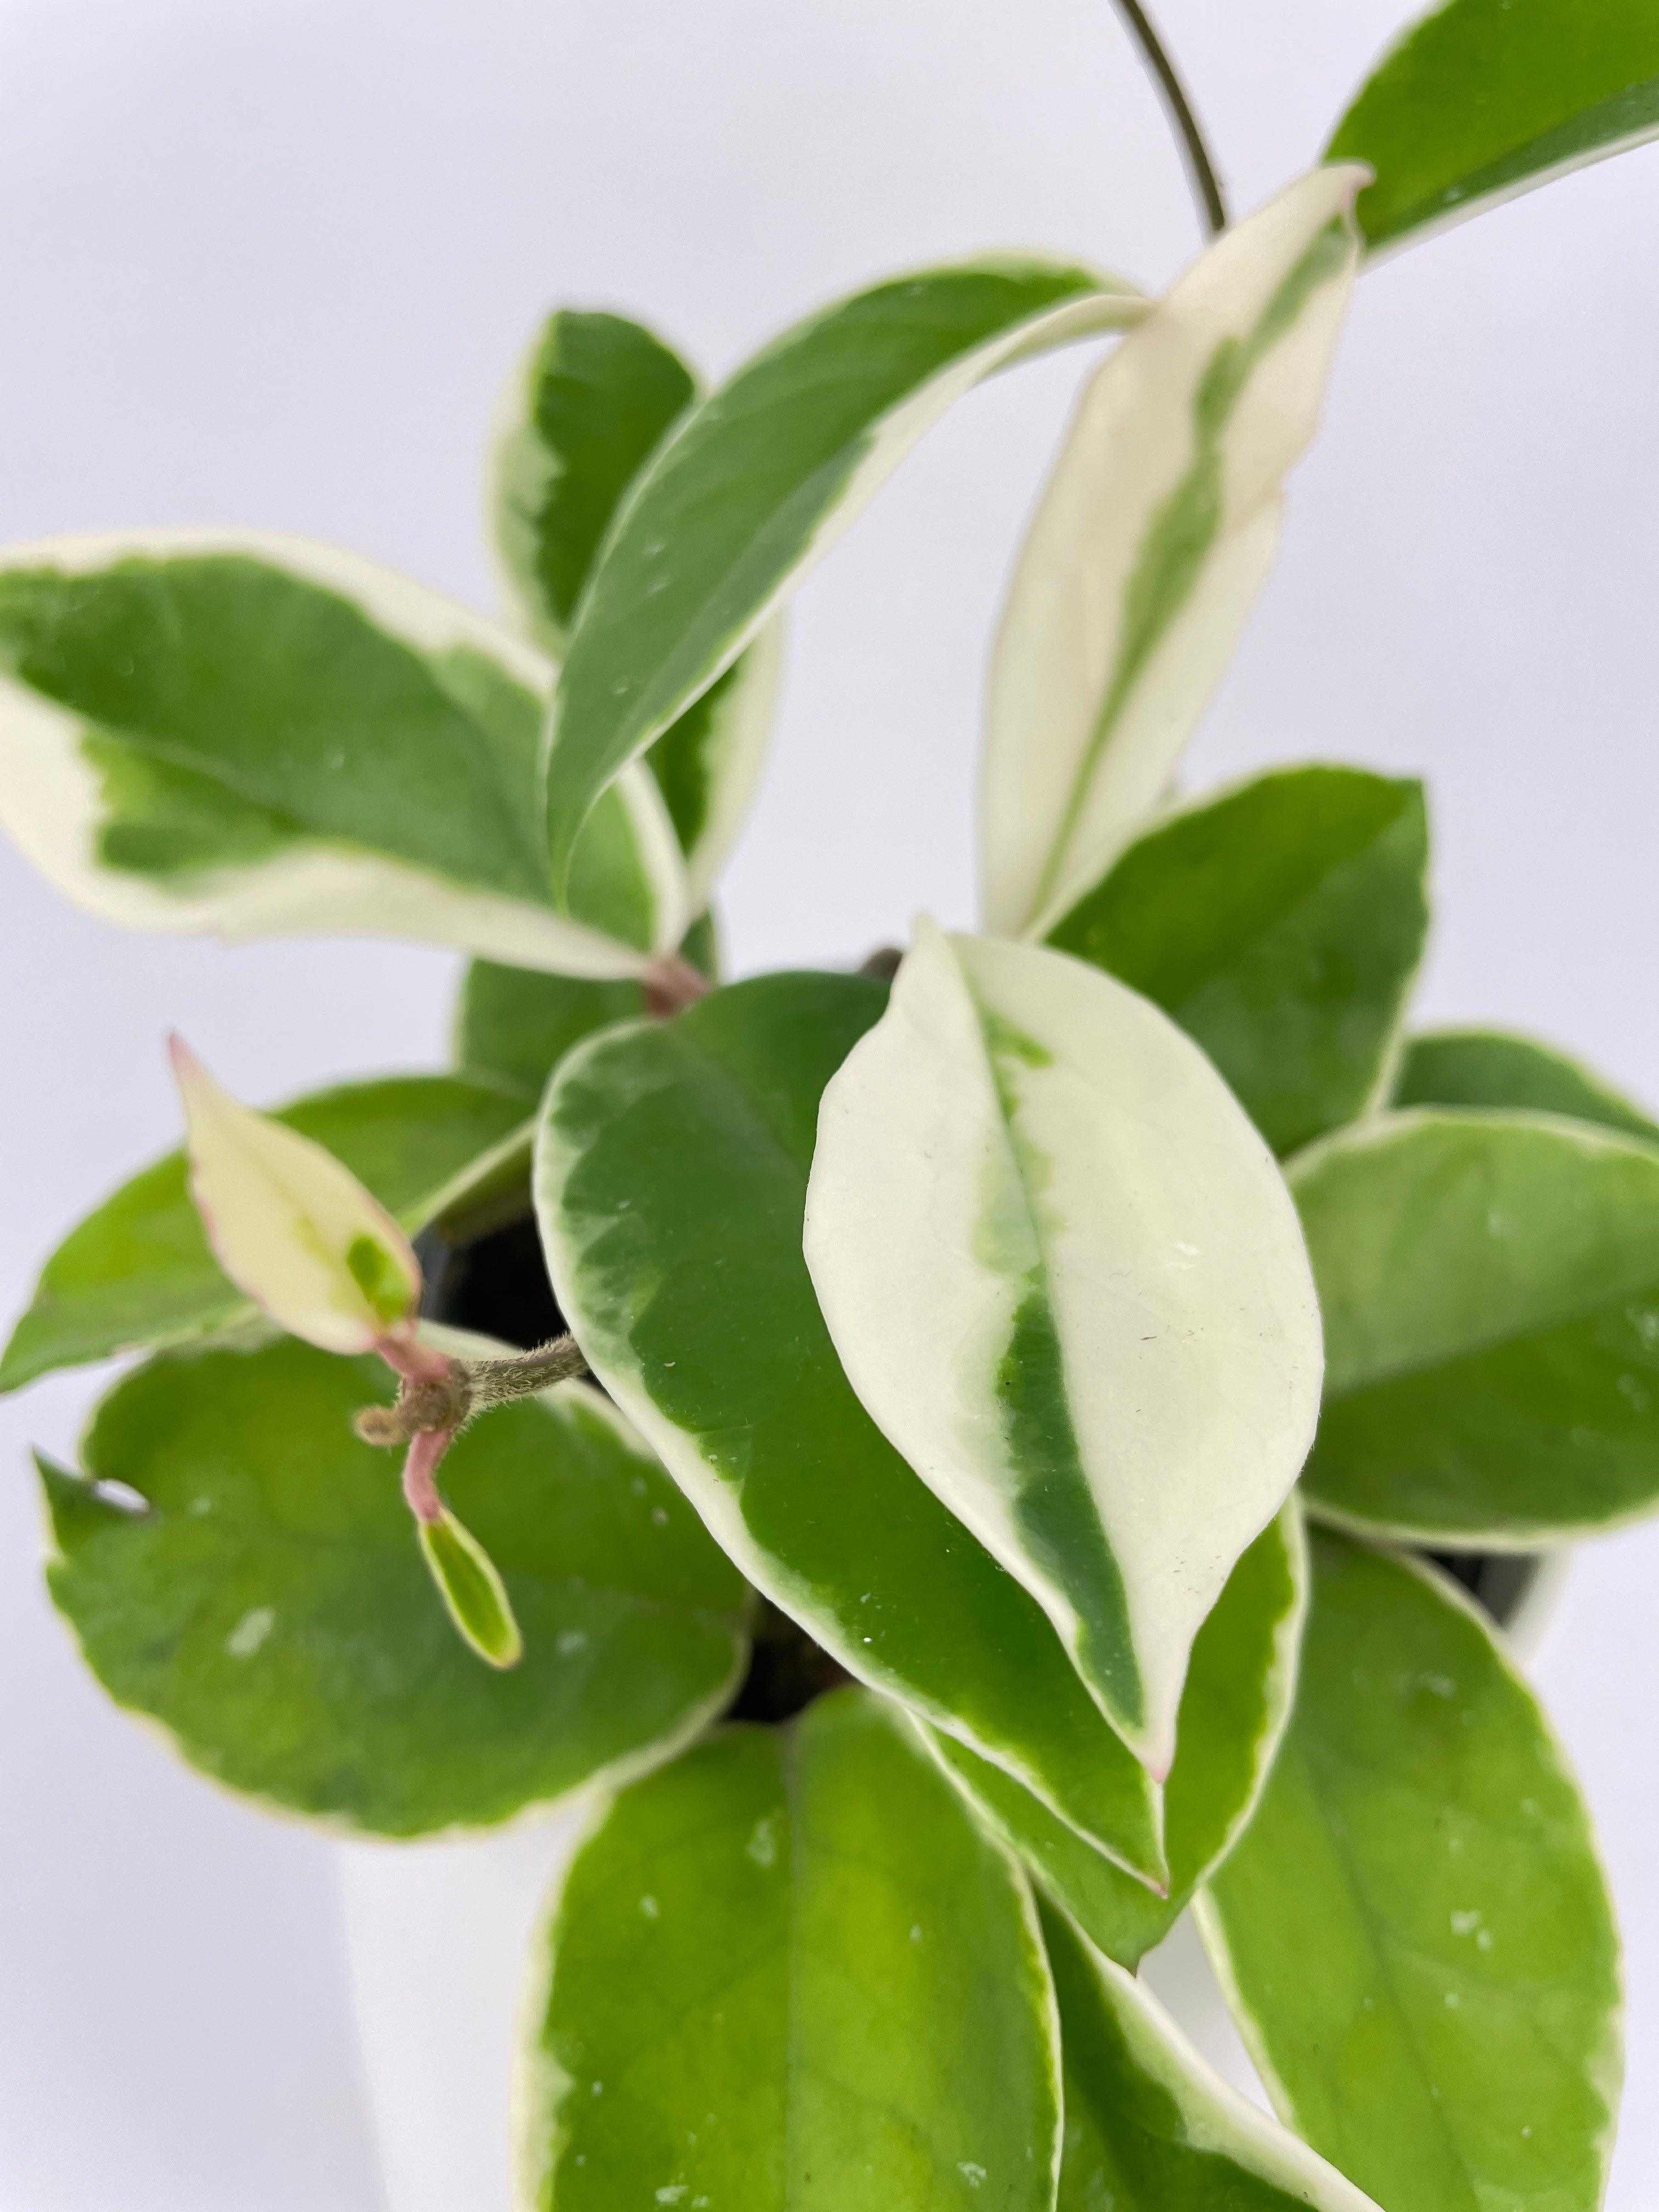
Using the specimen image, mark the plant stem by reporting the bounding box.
[1107,0,1227,239]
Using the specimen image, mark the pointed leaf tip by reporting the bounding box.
[170,1036,421,1355]
[418,1508,523,1668]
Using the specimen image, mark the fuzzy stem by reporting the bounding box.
[1107,0,1227,238]
[463,1335,589,1411]
[402,1427,452,1525]
[642,951,713,1017]
[354,1335,589,1449]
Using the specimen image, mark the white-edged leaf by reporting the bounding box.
[0,529,687,978]
[646,614,785,909]
[543,256,1147,895]
[980,169,1364,938]
[171,1037,420,1355]
[803,922,1323,1774]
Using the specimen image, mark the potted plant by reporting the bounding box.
[3,2,1656,2206]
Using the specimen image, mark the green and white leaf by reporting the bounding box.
[1328,0,1659,254]
[537,970,1185,1887]
[924,1505,1306,1970]
[542,256,1146,892]
[1,1072,530,1392]
[517,1689,1060,2212]
[40,1335,748,1835]
[1042,1900,1381,2212]
[1047,766,1429,1156]
[170,1037,421,1355]
[980,170,1363,939]
[1200,1532,1621,2212]
[1393,1025,1659,1143]
[804,925,1322,1775]
[488,307,784,901]
[1294,1108,1659,1544]
[489,307,698,656]
[0,531,686,977]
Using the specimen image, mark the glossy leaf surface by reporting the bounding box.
[1043,1901,1381,2212]
[41,1339,747,1833]
[171,1039,420,1355]
[538,971,1182,1884]
[1295,1109,1659,1543]
[490,308,696,654]
[2,1074,529,1392]
[1048,767,1428,1156]
[981,172,1362,938]
[489,308,783,901]
[518,1690,1060,2212]
[1328,0,1659,252]
[0,532,685,975]
[926,1507,1305,1968]
[543,257,1143,891]
[1201,1533,1621,2212]
[804,926,1321,1774]
[1393,1026,1659,1143]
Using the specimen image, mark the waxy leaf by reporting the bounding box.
[1043,1901,1381,2212]
[1328,0,1659,253]
[981,171,1363,938]
[1393,1025,1659,1144]
[1200,1533,1621,2212]
[418,1508,523,1670]
[489,308,784,903]
[1,1074,529,1392]
[538,971,1187,1886]
[804,926,1322,1774]
[517,1689,1060,2212]
[171,1039,421,1355]
[1294,1109,1659,1544]
[490,308,697,655]
[0,532,686,977]
[926,1507,1306,1970]
[1048,767,1429,1156]
[543,257,1145,891]
[40,1337,747,1833]
[455,962,647,1099]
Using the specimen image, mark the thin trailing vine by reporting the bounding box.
[1108,0,1228,237]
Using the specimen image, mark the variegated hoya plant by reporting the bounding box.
[6,2,1659,2206]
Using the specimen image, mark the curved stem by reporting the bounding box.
[1108,0,1228,239]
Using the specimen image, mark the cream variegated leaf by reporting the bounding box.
[0,531,688,979]
[803,923,1323,1775]
[171,1039,421,1356]
[981,168,1365,938]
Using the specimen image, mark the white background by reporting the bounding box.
[1,0,1656,2203]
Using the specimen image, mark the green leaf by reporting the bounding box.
[1043,1900,1381,2212]
[418,1506,523,1669]
[0,533,687,974]
[517,1689,1060,2212]
[488,309,785,904]
[490,309,697,656]
[1048,767,1429,1157]
[455,963,647,1098]
[1200,1532,1621,2212]
[1293,1108,1659,1543]
[537,970,1186,1887]
[803,923,1321,1775]
[924,1506,1305,1970]
[543,256,1145,894]
[1,1074,530,1395]
[1327,0,1659,254]
[1393,1025,1659,1144]
[40,1336,747,1834]
[980,172,1363,939]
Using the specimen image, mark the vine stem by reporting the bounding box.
[1107,0,1228,239]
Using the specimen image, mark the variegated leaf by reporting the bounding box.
[543,256,1147,895]
[980,169,1363,939]
[803,923,1322,1775]
[0,531,686,977]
